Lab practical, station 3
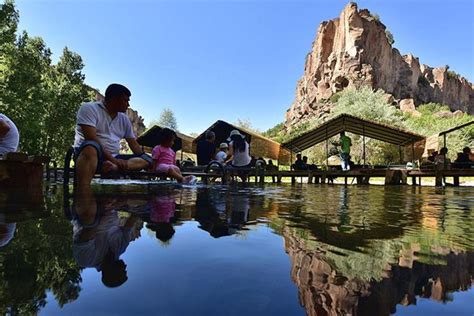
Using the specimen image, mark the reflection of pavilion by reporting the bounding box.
[283,226,474,316]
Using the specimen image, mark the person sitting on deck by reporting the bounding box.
[303,156,318,170]
[434,147,450,169]
[152,128,196,184]
[0,113,19,157]
[453,147,473,168]
[225,130,251,182]
[338,132,352,171]
[73,84,153,187]
[215,142,228,164]
[292,154,307,170]
[225,130,251,168]
[196,130,216,166]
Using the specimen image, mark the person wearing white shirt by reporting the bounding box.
[73,84,152,187]
[0,113,19,157]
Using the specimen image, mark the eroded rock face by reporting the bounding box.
[286,2,474,127]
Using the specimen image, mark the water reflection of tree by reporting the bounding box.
[0,189,82,314]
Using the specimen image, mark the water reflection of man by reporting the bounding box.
[71,188,141,288]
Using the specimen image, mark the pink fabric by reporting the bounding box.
[152,145,176,165]
[150,196,176,223]
[155,163,179,174]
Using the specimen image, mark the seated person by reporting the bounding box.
[152,128,196,184]
[196,130,216,166]
[225,130,252,182]
[0,113,19,157]
[215,142,228,163]
[292,154,307,170]
[302,156,318,170]
[226,130,251,168]
[453,147,473,168]
[73,84,152,186]
[434,147,450,168]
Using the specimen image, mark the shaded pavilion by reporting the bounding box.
[193,120,293,164]
[282,114,426,166]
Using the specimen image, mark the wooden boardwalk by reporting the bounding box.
[57,166,474,187]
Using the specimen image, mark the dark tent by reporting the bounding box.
[192,120,293,164]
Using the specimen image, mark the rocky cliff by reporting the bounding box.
[286,2,474,127]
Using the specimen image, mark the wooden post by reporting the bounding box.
[362,124,366,167]
[325,127,329,167]
[453,176,460,187]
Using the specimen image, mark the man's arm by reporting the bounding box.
[125,138,144,155]
[0,120,10,138]
[81,125,127,169]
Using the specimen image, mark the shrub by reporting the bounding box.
[385,29,394,45]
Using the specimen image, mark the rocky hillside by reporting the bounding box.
[286,2,474,127]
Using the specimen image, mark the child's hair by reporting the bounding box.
[231,134,246,153]
[159,128,176,146]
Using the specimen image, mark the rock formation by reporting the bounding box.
[285,2,474,127]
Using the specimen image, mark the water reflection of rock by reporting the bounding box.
[284,227,474,316]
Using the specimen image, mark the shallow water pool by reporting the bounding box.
[1,183,473,315]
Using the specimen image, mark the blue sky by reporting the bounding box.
[15,0,474,135]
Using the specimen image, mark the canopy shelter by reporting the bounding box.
[439,120,474,148]
[193,120,293,164]
[137,125,195,155]
[282,114,426,165]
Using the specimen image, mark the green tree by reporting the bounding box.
[235,118,260,133]
[0,1,95,164]
[156,107,178,130]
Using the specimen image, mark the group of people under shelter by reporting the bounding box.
[291,131,353,171]
[1,83,474,187]
[427,146,474,169]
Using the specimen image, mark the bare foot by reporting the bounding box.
[102,161,119,173]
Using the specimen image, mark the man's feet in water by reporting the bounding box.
[102,160,119,173]
[182,175,197,185]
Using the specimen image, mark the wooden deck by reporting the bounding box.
[62,168,474,187]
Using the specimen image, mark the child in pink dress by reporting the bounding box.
[152,128,196,184]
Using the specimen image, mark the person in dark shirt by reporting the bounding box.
[292,154,307,170]
[453,147,473,168]
[196,130,216,165]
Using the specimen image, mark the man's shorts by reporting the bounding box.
[74,140,152,173]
